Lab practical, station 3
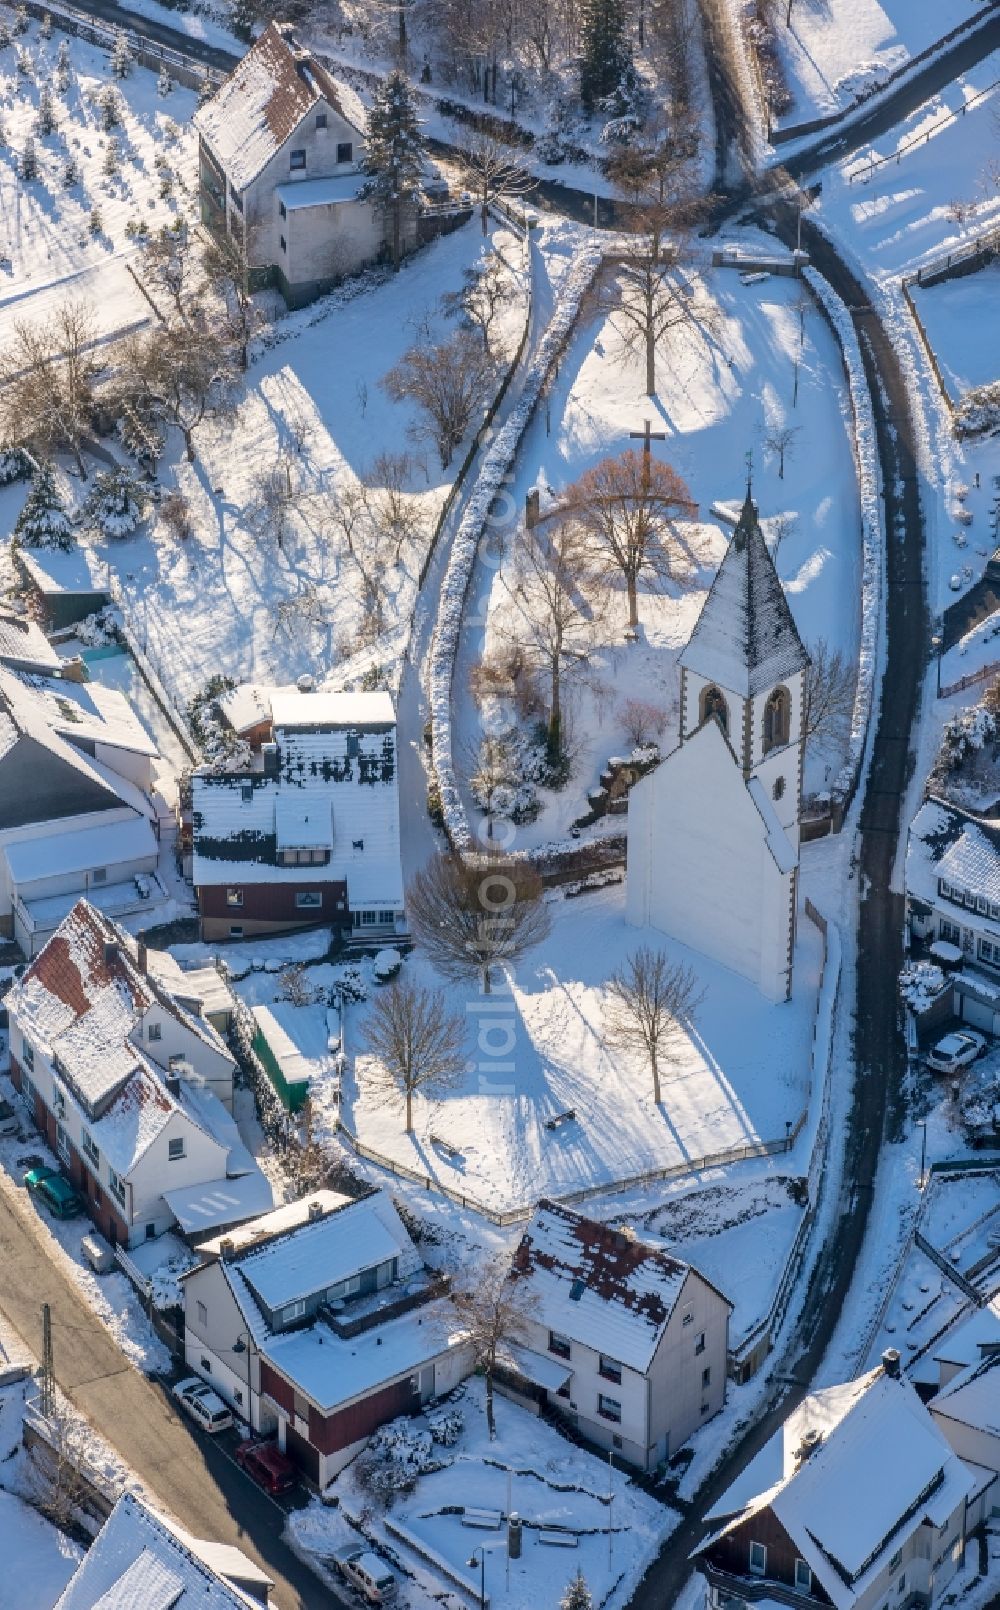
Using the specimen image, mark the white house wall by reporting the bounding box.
[135,1004,235,1112]
[240,100,366,273]
[649,1272,729,1462]
[0,807,144,919]
[127,1112,230,1243]
[282,196,387,288]
[94,741,155,791]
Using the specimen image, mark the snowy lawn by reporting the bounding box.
[911,264,1000,400]
[95,219,527,706]
[771,0,982,128]
[0,12,198,348]
[288,1378,676,1610]
[456,259,862,849]
[335,883,824,1216]
[0,1378,84,1608]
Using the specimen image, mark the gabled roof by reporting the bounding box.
[680,491,809,698]
[0,611,61,674]
[906,795,1000,917]
[55,1491,270,1609]
[931,1349,1000,1436]
[1,666,158,758]
[193,22,365,192]
[235,1191,417,1313]
[511,1200,729,1374]
[700,1368,974,1610]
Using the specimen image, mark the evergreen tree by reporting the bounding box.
[36,84,56,135]
[12,5,29,36]
[0,23,11,49]
[84,465,148,538]
[39,11,52,38]
[361,71,424,272]
[229,0,256,43]
[157,61,172,96]
[579,0,630,109]
[55,38,70,90]
[63,153,79,186]
[102,135,120,177]
[98,84,120,129]
[14,464,73,551]
[0,444,30,486]
[89,205,103,235]
[109,28,132,78]
[561,1570,594,1610]
[20,134,37,180]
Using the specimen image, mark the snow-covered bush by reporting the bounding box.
[372,947,402,982]
[12,5,28,35]
[426,1406,463,1446]
[159,489,192,540]
[187,674,251,767]
[39,12,52,40]
[102,136,120,177]
[14,464,73,550]
[899,961,946,1015]
[353,1418,439,1497]
[939,699,997,770]
[157,62,172,97]
[83,466,149,539]
[76,606,117,648]
[0,22,11,49]
[98,85,121,131]
[0,444,30,485]
[956,381,1000,438]
[15,43,31,78]
[63,154,79,188]
[88,205,103,236]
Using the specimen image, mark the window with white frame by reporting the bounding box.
[148,1022,162,1041]
[289,149,306,171]
[977,895,988,914]
[749,1541,766,1576]
[56,1124,69,1164]
[52,1085,66,1119]
[168,1138,186,1161]
[548,1331,571,1359]
[598,1355,622,1384]
[82,1131,99,1168]
[795,1559,812,1591]
[295,891,323,909]
[226,888,243,908]
[940,919,961,943]
[22,1040,34,1073]
[597,1394,621,1423]
[21,1073,35,1107]
[108,1168,126,1205]
[979,937,1000,967]
[282,1299,307,1325]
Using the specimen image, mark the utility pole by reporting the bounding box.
[40,1303,54,1418]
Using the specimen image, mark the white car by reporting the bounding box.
[926,1029,988,1074]
[172,1376,233,1434]
[334,1544,398,1603]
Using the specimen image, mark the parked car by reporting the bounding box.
[927,1029,988,1074]
[334,1544,398,1603]
[0,1097,18,1137]
[23,1165,81,1219]
[234,1439,297,1495]
[172,1377,234,1434]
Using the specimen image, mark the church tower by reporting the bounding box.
[625,491,811,1003]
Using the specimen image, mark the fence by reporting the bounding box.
[939,657,1000,700]
[17,0,226,91]
[900,277,957,417]
[106,573,201,764]
[846,73,1000,184]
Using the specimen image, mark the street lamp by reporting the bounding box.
[930,633,943,699]
[468,1547,486,1609]
[916,1119,928,1189]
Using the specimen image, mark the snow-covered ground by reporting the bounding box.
[334,883,824,1216]
[911,264,1000,400]
[454,257,862,848]
[288,1378,676,1610]
[772,0,983,128]
[0,12,198,350]
[0,1373,84,1609]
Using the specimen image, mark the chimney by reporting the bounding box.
[882,1347,901,1379]
[59,655,88,685]
[165,1072,180,1097]
[262,741,279,778]
[297,673,315,694]
[307,1200,324,1222]
[136,939,148,977]
[219,1238,235,1261]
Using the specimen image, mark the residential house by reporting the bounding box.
[626,493,810,1003]
[53,1490,274,1608]
[905,796,1000,1034]
[193,22,410,307]
[0,663,166,955]
[909,1297,1000,1396]
[0,610,62,676]
[181,1188,470,1486]
[695,1352,978,1610]
[506,1200,732,1472]
[6,900,272,1248]
[192,682,404,942]
[929,1350,1000,1514]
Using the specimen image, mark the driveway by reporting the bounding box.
[0,1179,343,1610]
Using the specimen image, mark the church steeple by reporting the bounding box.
[680,492,808,700]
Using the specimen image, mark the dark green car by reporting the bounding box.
[23,1165,82,1219]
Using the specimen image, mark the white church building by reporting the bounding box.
[626,492,810,1003]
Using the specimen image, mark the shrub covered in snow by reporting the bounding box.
[187,674,251,767]
[955,381,1000,438]
[939,697,998,770]
[899,961,946,1015]
[353,1417,441,1497]
[426,1405,463,1446]
[0,444,30,485]
[83,465,149,538]
[373,947,402,982]
[14,464,73,550]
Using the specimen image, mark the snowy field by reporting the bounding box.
[95,220,526,707]
[454,258,862,849]
[335,883,824,1216]
[0,13,198,349]
[288,1378,676,1610]
[772,0,982,128]
[911,264,1000,401]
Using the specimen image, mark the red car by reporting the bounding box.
[234,1440,297,1495]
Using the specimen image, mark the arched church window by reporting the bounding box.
[763,687,791,754]
[700,685,728,733]
[773,775,785,801]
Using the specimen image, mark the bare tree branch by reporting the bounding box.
[360,977,467,1132]
[406,851,550,994]
[605,945,703,1104]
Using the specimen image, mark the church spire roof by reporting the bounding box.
[679,491,809,698]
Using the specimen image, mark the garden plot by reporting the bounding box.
[94,220,526,707]
[456,261,861,848]
[337,882,823,1216]
[288,1379,675,1610]
[771,0,977,129]
[0,13,198,348]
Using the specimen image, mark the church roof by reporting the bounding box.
[680,492,809,698]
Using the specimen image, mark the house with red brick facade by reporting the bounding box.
[6,900,271,1248]
[191,683,404,943]
[180,1189,470,1486]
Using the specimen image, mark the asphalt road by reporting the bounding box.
[0,1180,341,1610]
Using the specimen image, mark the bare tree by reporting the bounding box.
[605,946,702,1104]
[569,449,698,630]
[443,251,512,353]
[508,518,602,761]
[361,977,467,1132]
[202,228,266,369]
[23,1404,91,1529]
[139,222,202,323]
[452,1254,536,1439]
[382,331,498,468]
[467,732,517,822]
[770,510,797,558]
[406,851,550,995]
[364,451,425,564]
[802,637,853,752]
[764,423,799,480]
[0,300,99,477]
[117,317,237,462]
[619,696,668,747]
[457,132,536,234]
[285,1097,331,1194]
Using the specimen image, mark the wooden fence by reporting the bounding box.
[17,0,225,91]
[939,657,1000,700]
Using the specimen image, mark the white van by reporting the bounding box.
[334,1545,398,1603]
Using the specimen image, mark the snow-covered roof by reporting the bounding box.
[932,1297,1000,1373]
[0,611,61,674]
[3,814,156,888]
[931,1350,1000,1436]
[275,172,368,210]
[746,774,797,872]
[193,1188,353,1256]
[17,545,109,597]
[269,687,395,730]
[237,1190,415,1313]
[939,824,1000,905]
[0,667,159,759]
[274,793,333,850]
[906,796,1000,920]
[264,1297,464,1413]
[511,1201,725,1374]
[251,1002,338,1089]
[680,492,809,699]
[164,1172,276,1237]
[193,22,365,193]
[55,1491,270,1609]
[701,1368,974,1609]
[217,682,270,737]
